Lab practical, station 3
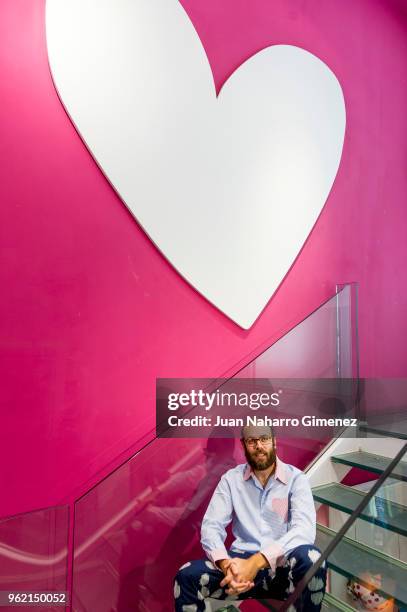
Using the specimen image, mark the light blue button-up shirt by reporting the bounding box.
[201,458,316,571]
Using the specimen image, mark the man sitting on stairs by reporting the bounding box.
[174,425,327,611]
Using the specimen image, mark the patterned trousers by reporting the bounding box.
[174,545,326,611]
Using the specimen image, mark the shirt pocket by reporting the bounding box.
[262,496,289,535]
[270,497,289,522]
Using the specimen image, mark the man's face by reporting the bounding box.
[242,426,276,471]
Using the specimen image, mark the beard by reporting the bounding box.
[244,445,276,471]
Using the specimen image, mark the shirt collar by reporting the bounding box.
[243,457,288,485]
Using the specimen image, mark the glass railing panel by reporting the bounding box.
[283,444,407,611]
[71,286,356,611]
[0,505,69,611]
[72,437,240,612]
[335,283,359,380]
[238,285,354,380]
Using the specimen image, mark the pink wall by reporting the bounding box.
[1,0,407,518]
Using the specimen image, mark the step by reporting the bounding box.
[359,421,407,440]
[331,451,407,482]
[312,482,407,537]
[358,410,407,440]
[258,584,357,610]
[316,524,407,607]
[322,592,356,611]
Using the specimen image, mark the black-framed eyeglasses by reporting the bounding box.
[243,435,273,448]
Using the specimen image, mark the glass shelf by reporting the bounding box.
[359,420,407,440]
[322,591,357,611]
[313,482,407,537]
[316,524,407,608]
[331,451,407,482]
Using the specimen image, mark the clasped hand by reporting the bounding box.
[219,557,260,595]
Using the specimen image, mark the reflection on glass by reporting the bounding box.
[73,438,237,611]
[0,505,69,612]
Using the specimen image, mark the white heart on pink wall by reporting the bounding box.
[46,0,346,329]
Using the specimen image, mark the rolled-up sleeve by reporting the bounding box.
[260,474,316,571]
[201,475,233,564]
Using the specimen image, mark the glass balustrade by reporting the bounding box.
[70,285,355,611]
[0,505,69,611]
[0,285,358,611]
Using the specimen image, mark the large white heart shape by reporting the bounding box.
[46,0,346,329]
